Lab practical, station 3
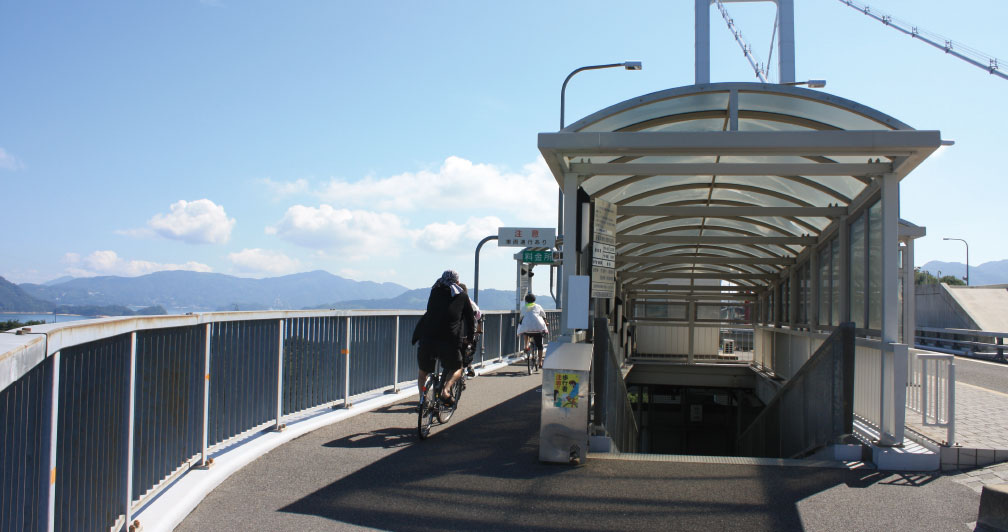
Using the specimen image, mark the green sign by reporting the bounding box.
[522,250,555,264]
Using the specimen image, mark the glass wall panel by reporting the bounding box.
[868,201,883,330]
[819,245,831,325]
[849,213,866,329]
[831,239,840,326]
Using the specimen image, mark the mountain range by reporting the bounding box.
[918,260,1008,286]
[1,270,547,314]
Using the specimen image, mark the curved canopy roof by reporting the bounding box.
[538,83,942,297]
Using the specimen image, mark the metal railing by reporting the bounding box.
[737,323,855,459]
[1,308,542,532]
[906,349,956,445]
[591,318,639,453]
[915,326,1007,361]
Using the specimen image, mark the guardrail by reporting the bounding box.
[906,349,956,445]
[916,326,1007,361]
[1,308,541,532]
[591,318,639,453]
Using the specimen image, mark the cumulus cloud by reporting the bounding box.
[228,248,301,276]
[316,156,556,221]
[413,215,504,253]
[0,148,23,170]
[266,204,406,260]
[63,250,212,277]
[148,199,235,244]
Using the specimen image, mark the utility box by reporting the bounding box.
[539,340,592,464]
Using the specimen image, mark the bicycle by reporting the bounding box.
[524,333,544,374]
[417,359,464,439]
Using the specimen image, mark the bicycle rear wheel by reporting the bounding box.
[526,345,533,375]
[437,377,462,423]
[417,375,437,439]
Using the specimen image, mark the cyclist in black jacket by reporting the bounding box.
[412,270,474,407]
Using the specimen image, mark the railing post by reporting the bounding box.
[200,323,211,467]
[275,319,284,431]
[344,317,352,408]
[498,314,503,361]
[124,333,137,531]
[947,360,956,445]
[393,316,400,393]
[45,351,61,532]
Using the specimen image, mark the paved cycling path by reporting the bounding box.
[177,360,984,532]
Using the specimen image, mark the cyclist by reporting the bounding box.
[517,293,548,366]
[413,270,475,408]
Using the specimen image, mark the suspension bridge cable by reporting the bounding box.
[836,0,1007,81]
[715,0,768,82]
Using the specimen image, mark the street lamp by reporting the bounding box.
[782,79,826,88]
[556,61,642,309]
[943,237,969,285]
[560,61,642,129]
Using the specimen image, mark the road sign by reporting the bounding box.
[591,200,617,298]
[498,227,556,248]
[522,249,554,264]
[591,266,615,298]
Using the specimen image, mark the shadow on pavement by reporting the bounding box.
[276,368,938,532]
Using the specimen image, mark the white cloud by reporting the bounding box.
[0,148,23,170]
[316,156,556,222]
[413,215,504,253]
[266,204,406,260]
[259,177,309,198]
[148,199,235,244]
[62,250,212,277]
[228,248,301,276]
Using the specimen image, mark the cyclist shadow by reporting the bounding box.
[323,427,414,450]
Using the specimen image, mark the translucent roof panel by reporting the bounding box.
[578,91,730,133]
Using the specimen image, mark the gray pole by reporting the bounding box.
[473,235,498,305]
[943,238,969,286]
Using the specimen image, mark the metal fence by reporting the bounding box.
[1,308,533,532]
[591,318,639,453]
[737,323,855,459]
[906,349,956,445]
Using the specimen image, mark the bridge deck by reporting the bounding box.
[176,361,983,532]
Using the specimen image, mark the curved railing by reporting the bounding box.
[1,308,557,532]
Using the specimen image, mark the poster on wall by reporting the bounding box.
[553,372,580,408]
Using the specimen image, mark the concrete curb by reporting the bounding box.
[978,483,1008,532]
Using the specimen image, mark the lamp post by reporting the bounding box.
[560,61,642,130]
[943,237,969,286]
[556,61,642,310]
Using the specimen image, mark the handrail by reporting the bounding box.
[0,308,538,532]
[906,349,956,445]
[591,318,639,453]
[737,322,855,459]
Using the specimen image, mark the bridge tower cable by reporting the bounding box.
[836,0,1007,81]
[715,0,769,82]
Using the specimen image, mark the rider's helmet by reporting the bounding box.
[525,293,536,303]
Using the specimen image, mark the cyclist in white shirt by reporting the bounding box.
[517,293,548,366]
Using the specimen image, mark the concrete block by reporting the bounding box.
[979,449,997,467]
[942,447,960,468]
[978,483,1008,532]
[996,450,1008,464]
[961,448,978,468]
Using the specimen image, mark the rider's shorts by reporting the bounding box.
[417,339,462,374]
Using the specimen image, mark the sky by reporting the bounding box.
[1,0,1005,294]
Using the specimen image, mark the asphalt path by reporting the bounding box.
[178,360,981,532]
[952,355,1008,394]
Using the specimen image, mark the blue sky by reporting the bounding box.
[1,0,1005,293]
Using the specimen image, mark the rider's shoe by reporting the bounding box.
[466,366,476,377]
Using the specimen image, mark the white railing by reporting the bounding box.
[906,349,956,445]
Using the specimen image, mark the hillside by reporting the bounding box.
[919,260,1008,286]
[17,270,408,312]
[0,276,55,312]
[319,288,557,312]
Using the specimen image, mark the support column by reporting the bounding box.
[695,0,711,84]
[881,174,899,344]
[45,351,60,532]
[561,172,579,334]
[788,268,798,328]
[810,247,820,329]
[777,0,796,83]
[687,300,696,364]
[903,240,916,347]
[839,217,851,325]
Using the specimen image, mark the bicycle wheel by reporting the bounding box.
[417,375,437,439]
[526,345,533,375]
[437,377,461,423]
[535,344,543,372]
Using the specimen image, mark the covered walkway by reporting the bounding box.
[176,361,981,531]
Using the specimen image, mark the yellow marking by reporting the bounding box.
[205,373,210,381]
[50,468,56,484]
[341,349,349,355]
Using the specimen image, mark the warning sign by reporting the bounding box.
[553,372,580,408]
